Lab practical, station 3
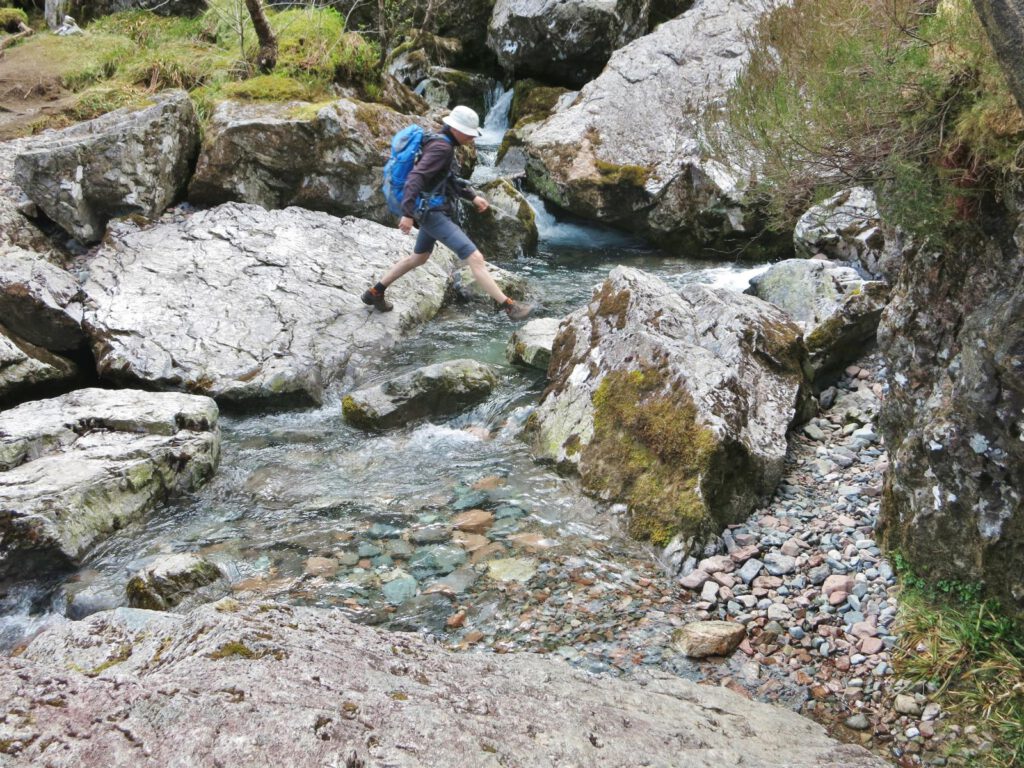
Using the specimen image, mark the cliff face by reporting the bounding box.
[878,190,1024,618]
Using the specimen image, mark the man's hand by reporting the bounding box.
[472,196,489,213]
[399,216,414,235]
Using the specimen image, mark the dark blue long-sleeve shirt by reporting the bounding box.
[400,126,478,218]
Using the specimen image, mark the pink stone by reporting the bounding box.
[822,574,854,597]
[828,590,848,606]
[679,569,710,590]
[851,621,878,638]
[860,637,884,655]
[697,555,735,574]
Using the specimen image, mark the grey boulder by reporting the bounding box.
[793,187,901,280]
[342,359,498,430]
[0,324,78,407]
[507,316,560,370]
[0,136,55,253]
[189,99,422,226]
[14,90,199,244]
[0,246,86,352]
[126,553,226,612]
[463,177,539,259]
[748,259,889,383]
[0,388,219,579]
[527,266,810,551]
[81,203,458,406]
[3,600,888,767]
[524,0,780,255]
[487,0,650,88]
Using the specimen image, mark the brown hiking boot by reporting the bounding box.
[361,286,393,312]
[504,300,533,321]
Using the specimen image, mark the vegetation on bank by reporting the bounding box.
[709,0,1024,242]
[9,2,385,131]
[891,553,1024,766]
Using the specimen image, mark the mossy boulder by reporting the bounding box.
[386,33,463,87]
[527,267,811,560]
[747,259,889,385]
[462,177,538,260]
[342,359,498,430]
[415,67,496,118]
[126,554,225,612]
[189,98,423,226]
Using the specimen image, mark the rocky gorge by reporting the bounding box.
[0,0,1021,765]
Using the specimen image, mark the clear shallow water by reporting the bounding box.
[0,92,770,651]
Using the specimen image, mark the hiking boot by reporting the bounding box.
[504,300,533,321]
[361,287,393,312]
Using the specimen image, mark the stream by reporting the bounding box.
[0,86,770,673]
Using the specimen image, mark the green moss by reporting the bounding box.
[805,313,847,350]
[510,79,568,128]
[209,641,255,660]
[581,368,718,547]
[594,159,651,188]
[223,74,315,102]
[87,643,133,675]
[0,7,29,29]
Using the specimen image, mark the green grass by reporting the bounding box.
[13,4,383,134]
[707,0,1024,242]
[891,552,1024,767]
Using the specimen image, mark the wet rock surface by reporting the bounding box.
[341,359,499,430]
[463,177,538,259]
[188,99,420,227]
[0,136,54,254]
[2,599,886,767]
[523,0,781,253]
[126,553,226,611]
[528,266,811,549]
[81,203,458,406]
[748,259,889,383]
[0,389,219,579]
[13,90,199,244]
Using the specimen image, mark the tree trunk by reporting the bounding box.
[972,0,1024,114]
[245,0,278,74]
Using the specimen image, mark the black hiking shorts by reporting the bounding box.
[413,210,478,260]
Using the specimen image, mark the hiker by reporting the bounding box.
[362,105,533,320]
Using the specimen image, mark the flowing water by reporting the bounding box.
[0,89,769,658]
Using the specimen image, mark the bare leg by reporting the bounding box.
[465,250,508,304]
[380,251,431,288]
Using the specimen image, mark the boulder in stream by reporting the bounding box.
[126,554,226,612]
[523,0,781,255]
[3,600,888,766]
[13,90,199,244]
[0,388,219,580]
[81,203,458,406]
[507,316,559,370]
[463,177,538,260]
[527,267,811,556]
[342,359,498,430]
[748,259,889,384]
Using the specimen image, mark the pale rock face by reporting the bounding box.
[463,177,539,260]
[14,91,199,243]
[0,388,219,579]
[0,247,86,352]
[0,137,55,254]
[527,266,811,554]
[507,317,560,370]
[3,600,889,767]
[81,203,459,406]
[0,324,78,406]
[523,0,784,255]
[488,0,651,88]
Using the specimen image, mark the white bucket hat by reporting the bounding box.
[442,105,482,138]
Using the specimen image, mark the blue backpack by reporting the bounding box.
[382,125,453,216]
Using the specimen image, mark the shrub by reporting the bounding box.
[706,0,1024,242]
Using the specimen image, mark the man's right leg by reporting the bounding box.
[362,224,436,312]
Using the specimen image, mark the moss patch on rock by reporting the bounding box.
[580,368,717,547]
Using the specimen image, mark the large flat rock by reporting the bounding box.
[1,600,888,767]
[81,203,459,406]
[0,388,219,579]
